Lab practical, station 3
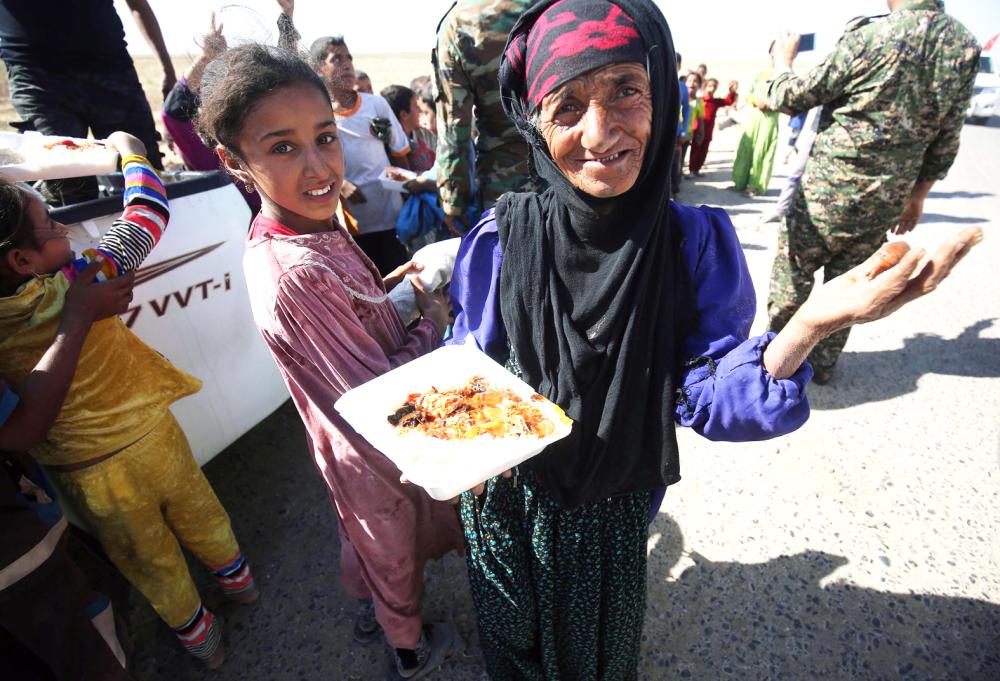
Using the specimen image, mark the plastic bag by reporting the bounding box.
[396,191,445,243]
[388,238,462,325]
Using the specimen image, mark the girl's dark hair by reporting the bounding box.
[0,177,38,255]
[196,44,330,155]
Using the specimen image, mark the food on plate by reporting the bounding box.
[384,168,411,182]
[43,139,103,151]
[866,241,910,278]
[387,376,560,440]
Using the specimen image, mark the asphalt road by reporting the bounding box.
[130,117,1000,681]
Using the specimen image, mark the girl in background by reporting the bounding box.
[680,71,704,176]
[731,43,780,195]
[689,77,738,175]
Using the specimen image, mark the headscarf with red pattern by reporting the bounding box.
[505,0,647,109]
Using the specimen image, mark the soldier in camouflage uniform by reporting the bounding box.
[434,0,538,233]
[764,0,980,383]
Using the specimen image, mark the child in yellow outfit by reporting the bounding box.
[0,132,255,668]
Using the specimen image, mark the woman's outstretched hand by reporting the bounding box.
[764,227,984,379]
[803,227,982,331]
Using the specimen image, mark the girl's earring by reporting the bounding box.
[244,181,256,194]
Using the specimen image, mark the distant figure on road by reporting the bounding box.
[730,42,779,195]
[0,0,173,204]
[765,0,981,383]
[433,0,537,234]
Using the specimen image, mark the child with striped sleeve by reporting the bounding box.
[0,132,255,669]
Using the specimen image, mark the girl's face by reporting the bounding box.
[685,73,700,93]
[223,84,344,234]
[705,80,718,97]
[3,192,74,278]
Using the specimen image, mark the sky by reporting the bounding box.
[115,0,1000,61]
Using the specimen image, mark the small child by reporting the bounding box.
[1,261,134,681]
[355,69,374,94]
[0,132,256,668]
[380,84,437,174]
[197,44,463,679]
[689,77,738,175]
[409,76,439,147]
[681,71,705,175]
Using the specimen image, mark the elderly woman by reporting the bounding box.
[447,0,980,678]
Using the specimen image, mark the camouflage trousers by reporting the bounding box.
[766,194,888,372]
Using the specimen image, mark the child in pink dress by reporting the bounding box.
[196,44,463,679]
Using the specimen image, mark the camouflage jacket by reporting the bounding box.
[767,0,980,232]
[434,0,535,219]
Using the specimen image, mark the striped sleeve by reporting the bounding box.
[68,156,170,280]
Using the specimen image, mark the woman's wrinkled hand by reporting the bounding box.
[799,227,984,335]
[411,276,451,336]
[383,260,423,291]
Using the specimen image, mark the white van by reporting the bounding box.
[54,171,290,467]
[967,54,999,124]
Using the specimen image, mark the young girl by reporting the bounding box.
[0,133,256,669]
[196,45,463,679]
[689,77,738,175]
[682,71,705,174]
[731,42,780,195]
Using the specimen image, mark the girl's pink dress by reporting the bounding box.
[243,215,463,649]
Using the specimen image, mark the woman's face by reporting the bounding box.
[223,83,344,234]
[538,62,653,199]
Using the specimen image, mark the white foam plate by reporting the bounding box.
[0,132,119,182]
[335,343,573,501]
[378,166,417,193]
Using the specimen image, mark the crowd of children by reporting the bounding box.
[671,56,741,194]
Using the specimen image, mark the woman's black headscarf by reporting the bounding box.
[496,0,691,510]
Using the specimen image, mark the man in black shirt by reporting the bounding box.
[0,0,174,204]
